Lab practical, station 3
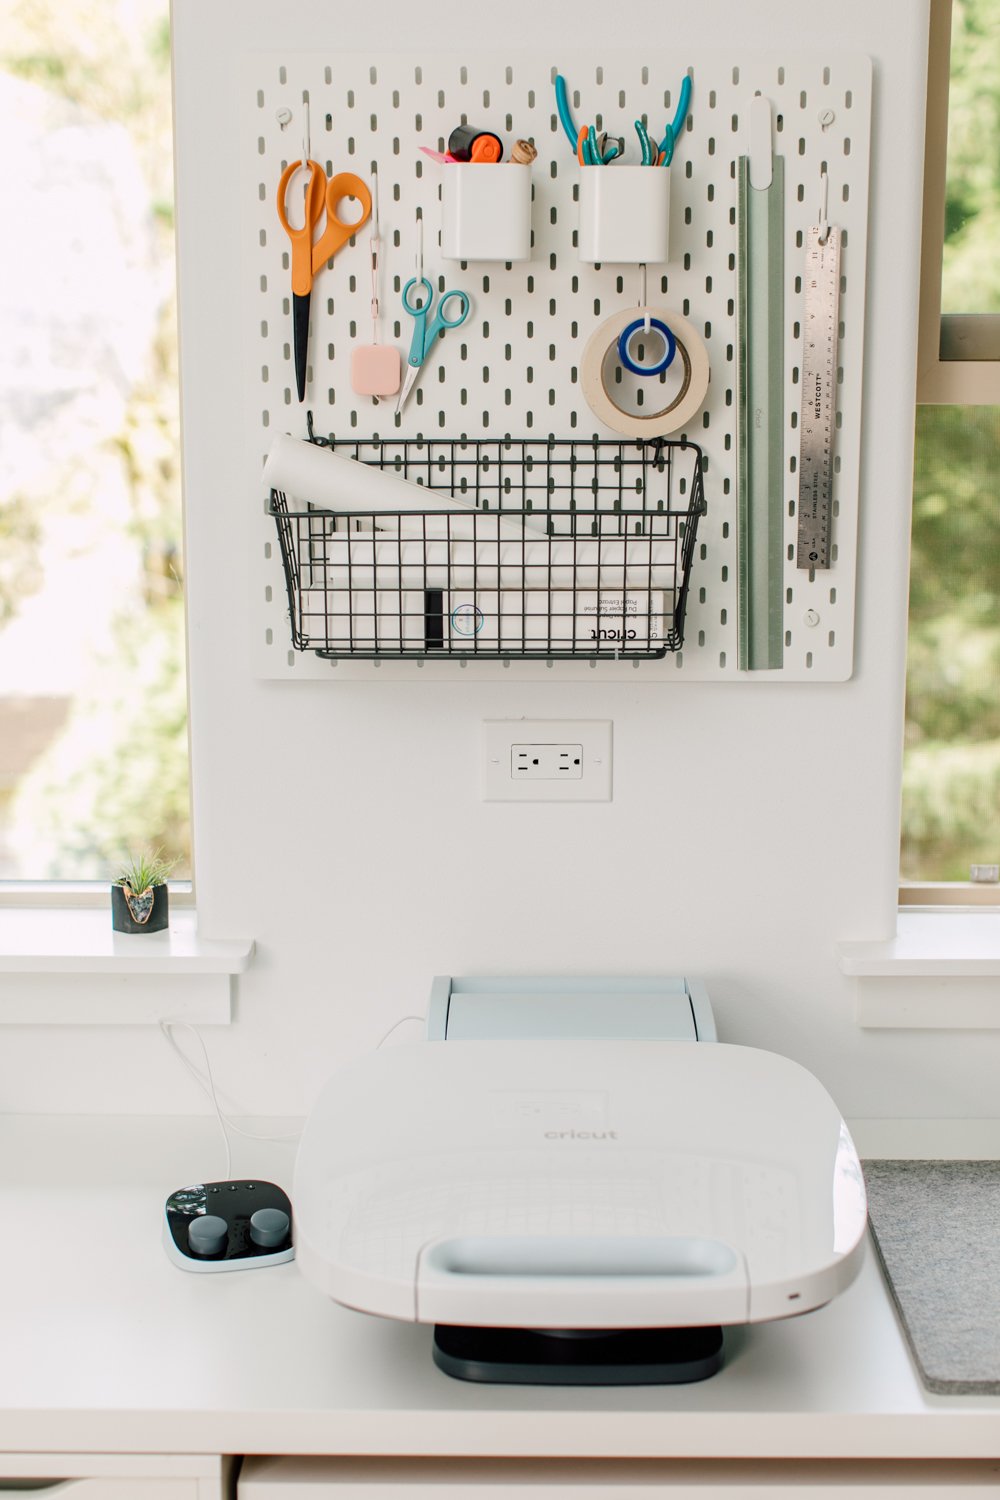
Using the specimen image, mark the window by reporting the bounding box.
[902,0,1000,898]
[0,1,190,886]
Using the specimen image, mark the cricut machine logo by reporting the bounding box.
[544,1128,619,1141]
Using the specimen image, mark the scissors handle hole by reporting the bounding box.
[332,193,368,226]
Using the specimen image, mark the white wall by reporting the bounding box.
[8,0,1000,1125]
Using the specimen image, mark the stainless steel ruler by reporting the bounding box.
[796,225,842,569]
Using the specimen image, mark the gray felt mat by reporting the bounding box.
[864,1159,1000,1395]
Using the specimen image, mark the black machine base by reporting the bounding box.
[432,1324,725,1386]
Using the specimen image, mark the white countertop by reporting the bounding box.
[3,1114,1000,1461]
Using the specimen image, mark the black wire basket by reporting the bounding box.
[269,435,706,660]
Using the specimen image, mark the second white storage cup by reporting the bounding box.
[441,164,532,263]
[578,165,671,264]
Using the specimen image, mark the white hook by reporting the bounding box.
[370,166,381,329]
[639,263,649,333]
[302,97,312,175]
[417,215,424,282]
[818,167,830,244]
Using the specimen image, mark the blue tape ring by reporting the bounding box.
[617,317,677,377]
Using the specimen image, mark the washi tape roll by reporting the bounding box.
[581,307,710,437]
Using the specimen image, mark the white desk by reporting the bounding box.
[2,1115,1000,1494]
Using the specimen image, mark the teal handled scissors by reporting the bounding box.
[396,274,470,413]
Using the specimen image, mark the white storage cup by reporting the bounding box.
[578,164,670,264]
[441,164,532,263]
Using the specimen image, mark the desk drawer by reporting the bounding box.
[0,1456,231,1500]
[239,1458,1000,1498]
[0,1484,196,1499]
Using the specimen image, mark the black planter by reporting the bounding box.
[111,882,169,934]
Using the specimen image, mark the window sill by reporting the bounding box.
[839,911,1000,1028]
[0,909,253,1025]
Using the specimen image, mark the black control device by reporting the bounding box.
[163,1179,294,1272]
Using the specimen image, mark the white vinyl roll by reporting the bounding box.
[580,307,711,438]
[320,567,676,592]
[263,434,545,537]
[317,536,675,592]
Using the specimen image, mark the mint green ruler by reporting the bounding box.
[737,143,785,672]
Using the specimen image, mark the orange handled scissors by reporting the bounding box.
[276,161,372,402]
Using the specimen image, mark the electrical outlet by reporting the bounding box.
[512,744,583,780]
[483,721,612,802]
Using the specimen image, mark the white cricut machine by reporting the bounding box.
[294,977,867,1385]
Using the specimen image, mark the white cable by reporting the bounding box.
[160,1012,423,1181]
[159,1020,232,1178]
[376,1014,423,1048]
[159,1022,302,1180]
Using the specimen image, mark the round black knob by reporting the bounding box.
[249,1207,290,1249]
[188,1214,228,1256]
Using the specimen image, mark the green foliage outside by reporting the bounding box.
[0,1,190,881]
[902,0,1000,880]
[0,2,996,885]
[941,0,1000,313]
[905,407,1000,877]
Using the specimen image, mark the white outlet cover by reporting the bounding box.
[482,720,613,803]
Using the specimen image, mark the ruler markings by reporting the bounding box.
[796,224,841,570]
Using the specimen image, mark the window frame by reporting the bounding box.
[902,0,1000,904]
[916,0,1000,401]
[0,7,192,905]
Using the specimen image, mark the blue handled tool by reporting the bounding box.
[659,73,692,164]
[635,119,656,166]
[396,241,470,414]
[555,73,579,151]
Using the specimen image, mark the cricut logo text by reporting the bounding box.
[544,1129,618,1140]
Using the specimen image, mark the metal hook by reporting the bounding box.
[818,167,830,244]
[639,264,650,334]
[370,166,381,325]
[305,411,334,447]
[302,97,312,175]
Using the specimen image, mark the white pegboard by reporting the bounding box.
[245,50,872,681]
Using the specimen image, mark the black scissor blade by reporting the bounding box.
[293,291,311,402]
